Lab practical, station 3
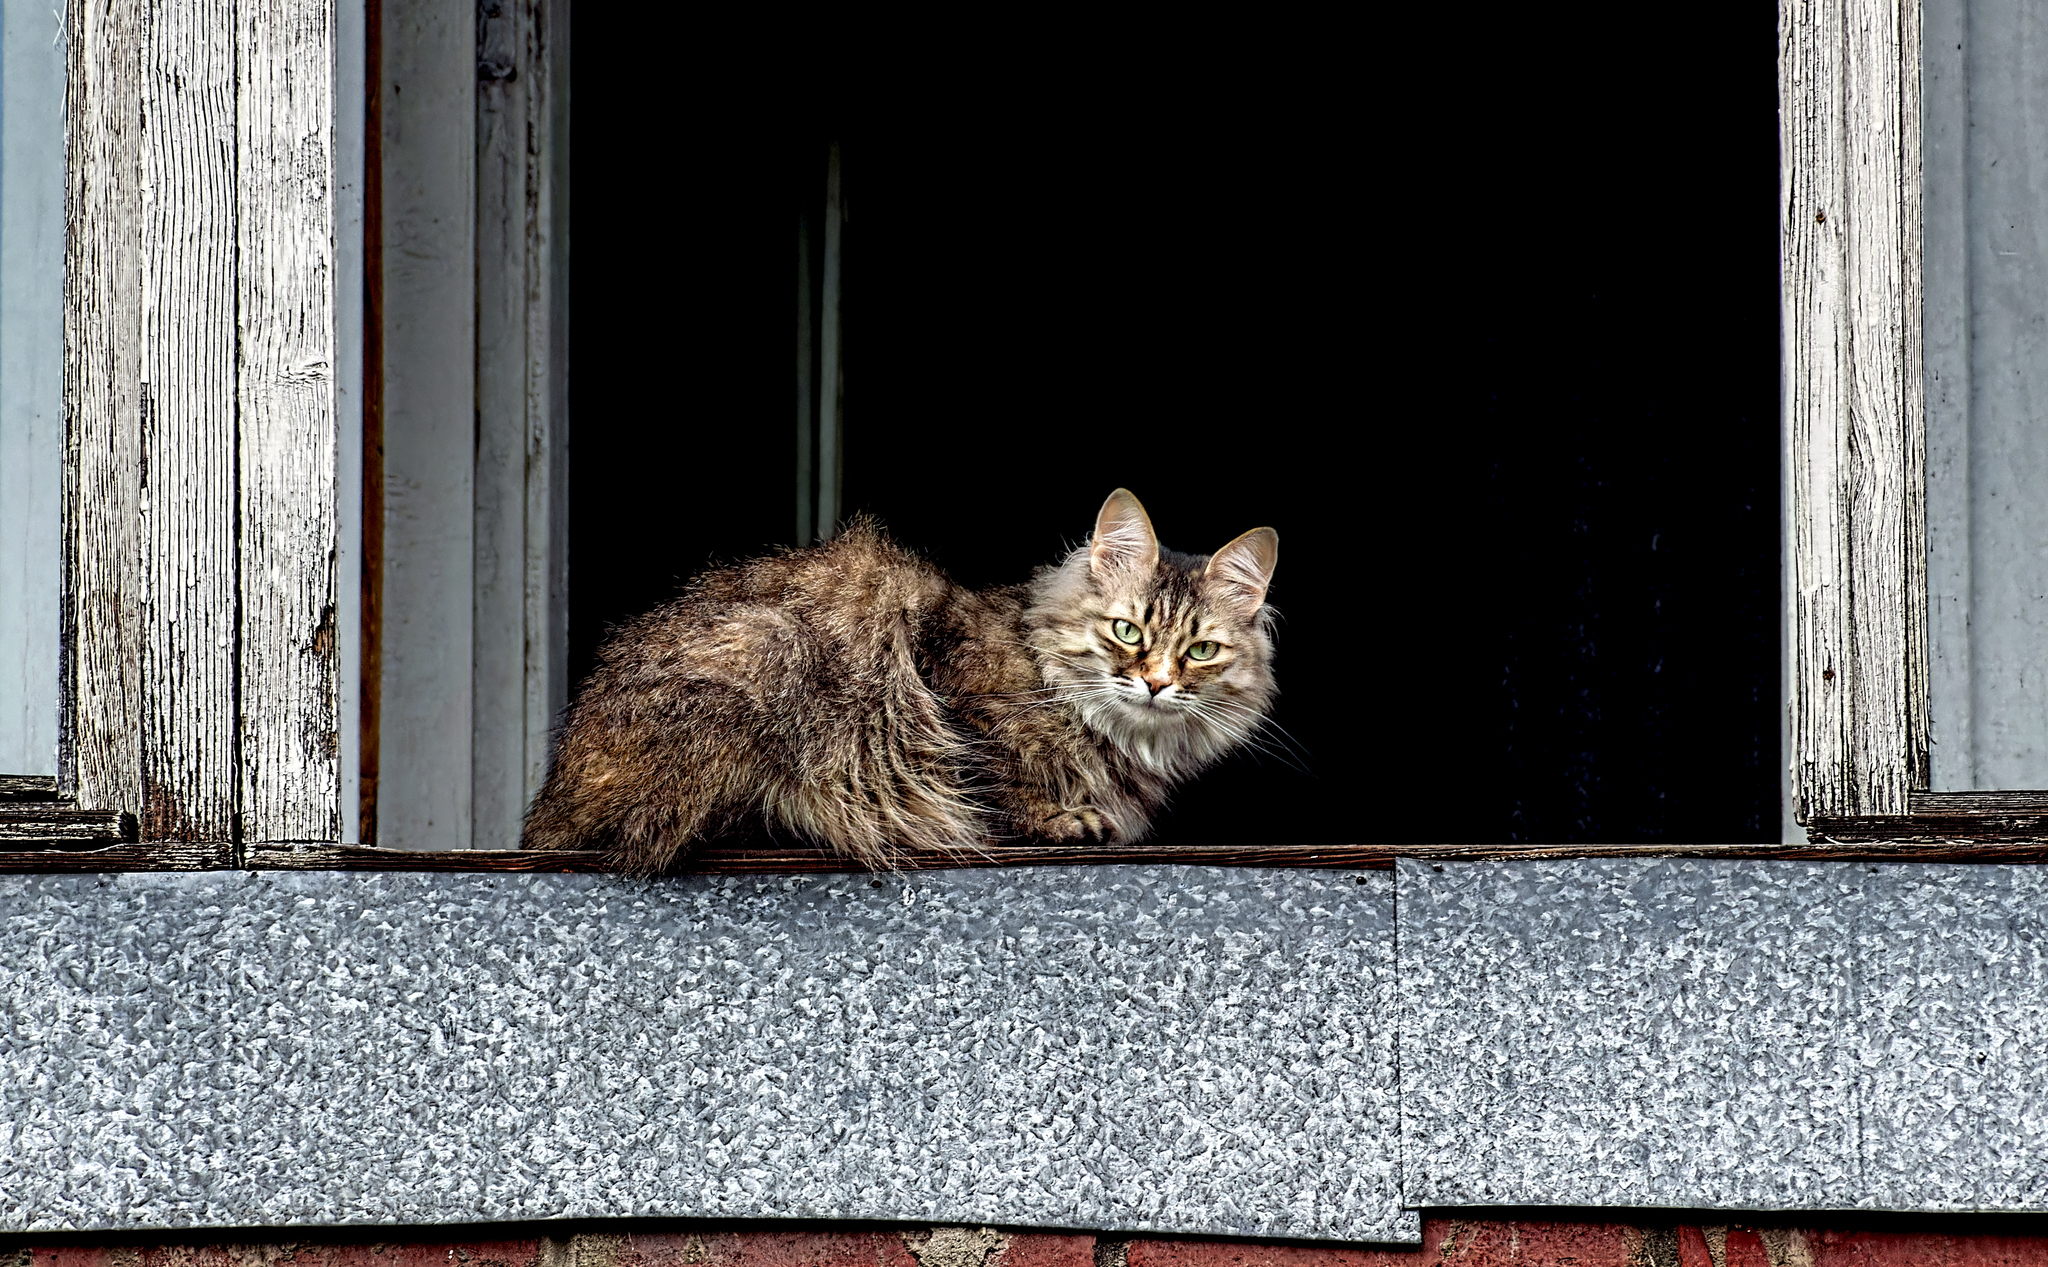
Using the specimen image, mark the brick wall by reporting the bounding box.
[13,1221,2048,1267]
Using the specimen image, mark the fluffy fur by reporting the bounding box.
[523,489,1279,872]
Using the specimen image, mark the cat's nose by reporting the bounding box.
[1141,672,1172,695]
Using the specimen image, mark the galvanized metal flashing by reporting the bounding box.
[1400,857,2048,1210]
[0,866,1412,1243]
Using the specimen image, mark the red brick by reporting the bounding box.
[991,1234,1097,1267]
[623,1231,916,1267]
[1723,1227,1773,1267]
[1810,1228,2048,1266]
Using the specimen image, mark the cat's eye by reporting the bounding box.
[1186,641,1221,661]
[1111,619,1143,645]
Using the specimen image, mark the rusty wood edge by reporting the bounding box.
[2,837,2048,874]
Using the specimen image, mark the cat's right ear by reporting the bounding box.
[1089,489,1160,580]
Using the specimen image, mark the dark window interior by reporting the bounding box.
[570,21,1777,847]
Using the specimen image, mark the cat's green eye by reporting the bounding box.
[1186,641,1220,661]
[1111,619,1143,645]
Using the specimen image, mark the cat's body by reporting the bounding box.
[523,490,1278,872]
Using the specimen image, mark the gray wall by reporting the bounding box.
[0,0,64,777]
[1925,0,2048,790]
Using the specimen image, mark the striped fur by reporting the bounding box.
[523,490,1278,873]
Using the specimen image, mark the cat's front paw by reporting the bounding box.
[1040,806,1113,843]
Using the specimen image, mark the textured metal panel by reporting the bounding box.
[1400,857,2048,1210]
[0,866,1411,1243]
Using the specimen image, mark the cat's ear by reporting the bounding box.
[1204,527,1278,616]
[1089,488,1160,580]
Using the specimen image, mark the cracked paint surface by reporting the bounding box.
[0,866,1409,1243]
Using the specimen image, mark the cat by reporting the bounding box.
[521,489,1279,873]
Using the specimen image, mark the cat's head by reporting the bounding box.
[1025,489,1279,773]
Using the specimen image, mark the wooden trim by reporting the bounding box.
[0,840,231,871]
[237,0,341,843]
[0,838,2021,876]
[1782,0,1928,822]
[474,0,567,849]
[360,0,385,847]
[66,0,241,842]
[0,775,59,801]
[1909,790,2048,814]
[0,807,130,844]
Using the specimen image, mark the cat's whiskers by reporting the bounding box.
[1188,693,1314,762]
[1179,697,1310,774]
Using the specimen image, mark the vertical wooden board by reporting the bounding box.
[1783,0,1923,821]
[1895,0,1928,795]
[1784,0,1849,820]
[472,0,528,848]
[64,0,145,817]
[1843,0,1921,815]
[377,0,475,850]
[136,0,239,841]
[238,0,341,841]
[475,0,565,848]
[817,144,843,539]
[524,0,569,819]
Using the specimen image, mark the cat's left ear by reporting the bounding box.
[1204,527,1279,616]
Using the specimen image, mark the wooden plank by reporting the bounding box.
[1910,790,2048,815]
[474,0,567,850]
[0,840,229,871]
[376,0,476,850]
[237,0,340,843]
[137,0,239,844]
[64,0,146,823]
[359,0,385,845]
[0,775,59,801]
[1782,0,1927,821]
[817,142,843,538]
[472,0,526,850]
[242,839,2048,874]
[0,807,129,844]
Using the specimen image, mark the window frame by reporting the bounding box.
[11,0,2029,876]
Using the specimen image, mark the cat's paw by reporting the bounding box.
[1041,806,1112,843]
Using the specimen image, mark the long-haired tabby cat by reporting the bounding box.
[523,489,1278,872]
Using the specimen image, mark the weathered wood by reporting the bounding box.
[1781,0,1927,822]
[475,0,567,850]
[0,807,130,844]
[67,0,240,846]
[1911,790,2048,815]
[359,0,385,845]
[0,775,59,802]
[237,0,340,843]
[376,0,477,849]
[1811,815,2048,842]
[138,0,240,843]
[0,839,227,871]
[64,0,145,822]
[243,839,2048,875]
[817,142,844,538]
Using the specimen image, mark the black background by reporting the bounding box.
[568,19,1779,846]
